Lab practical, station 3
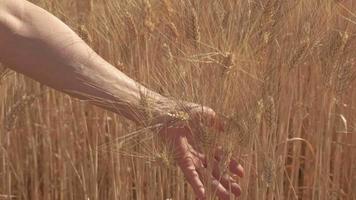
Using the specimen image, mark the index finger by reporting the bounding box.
[176,137,206,199]
[178,153,206,199]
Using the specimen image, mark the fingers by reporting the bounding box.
[189,145,207,165]
[229,159,244,178]
[215,147,244,178]
[176,137,206,198]
[180,141,244,199]
[220,175,242,197]
[211,178,232,200]
[191,146,243,177]
[191,147,243,199]
[212,160,242,197]
[178,155,206,198]
[196,164,240,200]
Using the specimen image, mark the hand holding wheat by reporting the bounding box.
[159,105,244,200]
[0,1,244,199]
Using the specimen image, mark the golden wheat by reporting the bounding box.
[0,0,355,199]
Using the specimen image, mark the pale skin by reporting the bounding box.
[0,0,244,199]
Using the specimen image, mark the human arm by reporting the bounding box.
[0,0,244,199]
[0,0,172,125]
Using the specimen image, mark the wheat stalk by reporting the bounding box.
[221,53,235,75]
[165,22,179,41]
[186,7,200,47]
[162,43,174,66]
[78,24,93,44]
[0,66,12,83]
[161,0,174,18]
[4,92,45,131]
[143,0,155,32]
[125,11,138,39]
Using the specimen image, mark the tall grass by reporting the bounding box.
[1,0,356,199]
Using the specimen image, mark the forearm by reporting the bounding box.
[0,0,172,125]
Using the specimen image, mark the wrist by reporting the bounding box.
[144,96,203,129]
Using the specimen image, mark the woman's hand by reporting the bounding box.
[159,104,244,199]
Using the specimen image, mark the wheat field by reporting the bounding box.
[1,0,356,199]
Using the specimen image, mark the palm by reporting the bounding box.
[159,106,244,200]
